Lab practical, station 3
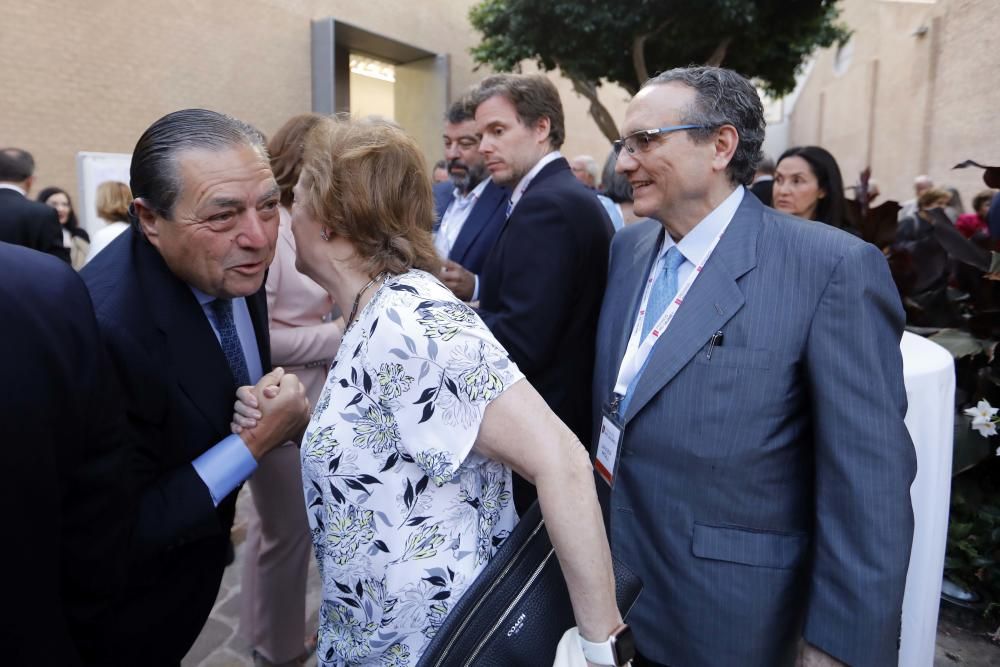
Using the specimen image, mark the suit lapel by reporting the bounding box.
[449,181,505,265]
[494,157,569,240]
[602,222,662,398]
[623,196,762,422]
[135,236,242,437]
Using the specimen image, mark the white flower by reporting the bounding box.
[964,399,998,426]
[973,421,998,438]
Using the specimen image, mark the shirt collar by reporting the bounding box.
[452,176,490,204]
[662,186,745,263]
[509,151,562,211]
[0,183,26,196]
[190,285,217,307]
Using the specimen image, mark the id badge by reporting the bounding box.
[596,408,624,488]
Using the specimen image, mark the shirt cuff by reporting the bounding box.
[191,433,258,506]
[471,274,480,302]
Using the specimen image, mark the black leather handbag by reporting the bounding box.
[416,501,643,667]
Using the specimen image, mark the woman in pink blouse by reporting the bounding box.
[240,113,343,667]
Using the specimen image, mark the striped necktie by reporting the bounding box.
[209,298,251,387]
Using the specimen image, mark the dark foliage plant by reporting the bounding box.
[468,0,850,141]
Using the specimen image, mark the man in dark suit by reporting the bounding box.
[433,95,508,302]
[0,147,69,262]
[749,153,775,206]
[593,67,915,667]
[0,242,127,666]
[472,74,613,511]
[81,109,310,666]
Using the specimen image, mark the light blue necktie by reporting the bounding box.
[641,246,685,339]
[209,298,251,387]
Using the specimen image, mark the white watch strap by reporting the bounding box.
[578,632,617,666]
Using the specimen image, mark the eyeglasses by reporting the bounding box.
[613,124,711,156]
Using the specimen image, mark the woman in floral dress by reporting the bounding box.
[234,117,622,666]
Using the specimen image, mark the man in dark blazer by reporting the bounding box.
[433,96,508,302]
[749,154,775,206]
[472,74,613,511]
[0,242,127,666]
[81,109,310,666]
[593,67,915,667]
[0,147,69,262]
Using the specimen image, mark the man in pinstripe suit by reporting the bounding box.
[592,67,915,667]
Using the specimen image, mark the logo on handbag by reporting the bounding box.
[506,613,526,637]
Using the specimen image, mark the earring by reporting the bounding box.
[320,227,330,241]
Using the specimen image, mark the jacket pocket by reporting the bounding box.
[693,346,772,369]
[691,522,807,570]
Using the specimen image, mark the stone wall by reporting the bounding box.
[787,0,1000,207]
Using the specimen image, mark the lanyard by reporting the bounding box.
[610,231,725,412]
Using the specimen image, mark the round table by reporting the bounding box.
[898,331,955,667]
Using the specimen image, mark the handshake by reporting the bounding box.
[230,367,311,460]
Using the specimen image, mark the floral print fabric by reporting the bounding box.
[302,269,523,666]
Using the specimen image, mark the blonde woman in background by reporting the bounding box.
[86,180,132,263]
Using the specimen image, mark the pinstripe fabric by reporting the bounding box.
[592,195,916,667]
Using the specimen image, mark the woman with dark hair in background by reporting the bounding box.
[86,180,132,263]
[38,186,88,269]
[239,113,342,667]
[773,145,856,233]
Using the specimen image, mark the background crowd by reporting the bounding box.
[0,55,992,667]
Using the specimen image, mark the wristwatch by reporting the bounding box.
[578,623,636,666]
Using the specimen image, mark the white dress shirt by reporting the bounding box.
[0,183,26,195]
[86,221,129,263]
[435,177,490,259]
[654,185,745,289]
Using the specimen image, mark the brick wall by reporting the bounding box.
[0,0,627,199]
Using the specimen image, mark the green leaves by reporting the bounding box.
[945,459,1000,617]
[468,0,850,96]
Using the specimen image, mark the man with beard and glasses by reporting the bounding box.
[433,95,509,302]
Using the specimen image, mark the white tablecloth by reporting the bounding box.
[898,332,955,667]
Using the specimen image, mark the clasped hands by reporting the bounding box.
[230,367,311,460]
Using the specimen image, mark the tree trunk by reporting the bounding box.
[705,37,732,67]
[567,75,620,144]
[630,20,671,90]
[632,33,651,85]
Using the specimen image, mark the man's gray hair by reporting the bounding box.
[130,109,267,220]
[644,66,765,186]
[573,155,600,186]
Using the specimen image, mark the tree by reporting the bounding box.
[469,0,851,142]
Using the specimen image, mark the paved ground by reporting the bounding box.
[182,489,320,667]
[934,605,1000,666]
[185,488,1000,667]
